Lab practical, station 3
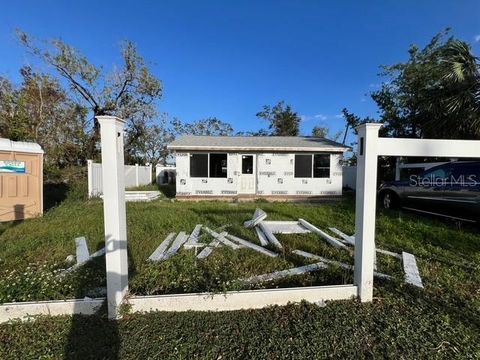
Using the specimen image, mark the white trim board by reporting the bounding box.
[128,285,357,313]
[0,298,105,323]
[402,252,424,289]
[75,237,90,264]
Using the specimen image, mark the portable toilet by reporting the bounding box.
[0,138,44,222]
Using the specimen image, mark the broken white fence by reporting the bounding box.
[87,159,152,197]
[3,119,478,323]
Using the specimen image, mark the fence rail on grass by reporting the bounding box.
[87,160,152,197]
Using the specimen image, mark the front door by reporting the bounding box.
[239,155,256,194]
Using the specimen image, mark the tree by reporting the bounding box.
[311,125,328,138]
[124,115,174,165]
[0,67,88,171]
[256,101,300,136]
[172,117,234,136]
[371,30,480,139]
[17,30,163,157]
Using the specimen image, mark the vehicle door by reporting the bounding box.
[406,165,452,214]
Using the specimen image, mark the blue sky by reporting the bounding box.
[1,1,479,143]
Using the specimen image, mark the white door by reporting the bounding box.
[239,154,256,194]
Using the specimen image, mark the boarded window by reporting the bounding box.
[294,155,312,178]
[190,154,208,177]
[209,153,228,178]
[313,154,330,178]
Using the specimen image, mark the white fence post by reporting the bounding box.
[149,163,153,184]
[98,115,129,319]
[353,123,381,302]
[87,160,93,198]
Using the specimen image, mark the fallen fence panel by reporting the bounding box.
[298,219,347,249]
[225,234,278,257]
[254,226,269,246]
[262,221,311,234]
[185,225,202,246]
[163,232,189,260]
[293,250,391,280]
[244,208,267,228]
[148,233,176,261]
[242,262,328,285]
[258,222,283,249]
[204,227,242,250]
[402,252,424,288]
[75,237,90,264]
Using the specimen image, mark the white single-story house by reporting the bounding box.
[167,136,351,200]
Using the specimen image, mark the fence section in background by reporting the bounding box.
[88,160,152,197]
[342,166,357,190]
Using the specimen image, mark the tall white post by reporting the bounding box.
[98,116,129,319]
[135,163,139,187]
[353,123,381,302]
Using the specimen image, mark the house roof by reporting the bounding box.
[0,138,44,154]
[168,136,350,153]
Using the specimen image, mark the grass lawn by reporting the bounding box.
[0,191,479,358]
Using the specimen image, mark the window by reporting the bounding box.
[190,154,208,177]
[210,153,228,178]
[294,155,312,178]
[421,167,451,180]
[189,153,228,178]
[313,154,330,178]
[242,155,254,174]
[294,154,331,178]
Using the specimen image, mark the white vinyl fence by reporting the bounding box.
[342,166,357,190]
[87,160,152,197]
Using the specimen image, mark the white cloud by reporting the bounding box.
[300,113,343,122]
[475,34,480,42]
[314,114,327,121]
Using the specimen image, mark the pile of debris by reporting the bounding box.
[65,208,424,290]
[148,224,278,261]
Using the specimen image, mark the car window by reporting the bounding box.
[421,167,451,180]
[452,164,480,185]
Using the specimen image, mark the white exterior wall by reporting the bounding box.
[256,153,342,196]
[175,152,343,197]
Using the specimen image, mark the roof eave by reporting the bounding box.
[167,145,350,152]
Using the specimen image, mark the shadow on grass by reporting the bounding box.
[157,184,176,199]
[44,182,70,212]
[64,238,139,359]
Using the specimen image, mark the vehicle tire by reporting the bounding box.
[380,190,399,210]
